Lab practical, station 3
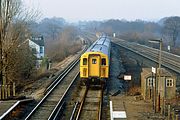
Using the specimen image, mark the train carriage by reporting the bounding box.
[80,36,111,85]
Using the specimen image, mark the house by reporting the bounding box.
[28,35,45,68]
[141,68,176,100]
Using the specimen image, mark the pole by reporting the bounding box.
[175,115,179,120]
[155,68,157,113]
[152,72,155,110]
[149,38,163,113]
[158,39,162,70]
[158,39,162,113]
[168,105,170,120]
[0,85,1,99]
[13,82,15,96]
[0,0,3,84]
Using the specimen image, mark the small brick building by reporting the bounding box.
[141,68,176,100]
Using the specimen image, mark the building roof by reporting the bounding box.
[30,36,44,46]
[141,68,174,78]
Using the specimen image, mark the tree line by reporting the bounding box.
[81,17,180,50]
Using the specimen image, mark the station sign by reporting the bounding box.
[124,75,131,80]
[152,67,156,74]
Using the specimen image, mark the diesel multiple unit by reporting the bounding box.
[80,36,111,85]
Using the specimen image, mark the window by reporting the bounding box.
[166,79,173,87]
[101,58,106,65]
[32,48,37,54]
[40,46,43,54]
[147,77,155,87]
[83,58,87,65]
[92,59,96,64]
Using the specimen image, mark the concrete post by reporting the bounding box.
[0,85,1,99]
[172,111,175,120]
[175,114,179,120]
[7,84,10,97]
[168,105,171,120]
[110,101,113,120]
[4,84,7,99]
[2,85,4,99]
[161,97,164,115]
[13,82,15,96]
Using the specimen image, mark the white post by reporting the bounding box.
[110,101,113,120]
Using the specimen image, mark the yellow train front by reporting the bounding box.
[80,36,111,86]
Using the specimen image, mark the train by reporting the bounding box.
[80,35,111,86]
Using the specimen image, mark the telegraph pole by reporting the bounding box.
[149,38,162,112]
[0,0,2,84]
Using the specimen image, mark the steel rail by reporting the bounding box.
[75,87,103,120]
[44,46,87,95]
[48,73,80,120]
[98,89,103,120]
[75,87,88,120]
[70,102,79,120]
[114,41,180,74]
[25,35,91,120]
[0,99,33,120]
[50,101,65,120]
[25,60,79,120]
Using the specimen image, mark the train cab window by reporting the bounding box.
[83,58,87,65]
[101,58,106,65]
[92,59,97,64]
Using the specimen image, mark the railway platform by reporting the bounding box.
[0,99,33,119]
[110,95,153,120]
[0,100,18,119]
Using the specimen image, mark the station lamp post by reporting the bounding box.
[149,39,162,70]
[149,38,162,113]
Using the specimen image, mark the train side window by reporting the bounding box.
[92,59,96,64]
[83,58,87,65]
[101,58,106,65]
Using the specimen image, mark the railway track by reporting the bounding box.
[25,63,80,120]
[113,38,180,74]
[0,33,95,120]
[74,87,103,120]
[24,35,92,120]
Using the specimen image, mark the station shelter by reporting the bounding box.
[141,68,176,101]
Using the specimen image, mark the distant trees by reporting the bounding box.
[94,19,160,45]
[29,17,66,40]
[162,16,180,46]
[46,26,82,62]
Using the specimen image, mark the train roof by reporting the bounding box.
[87,36,111,55]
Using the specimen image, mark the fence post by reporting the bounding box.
[168,105,171,120]
[175,114,179,120]
[0,85,1,99]
[8,85,11,97]
[13,82,16,96]
[5,85,7,99]
[172,111,175,120]
[2,85,4,99]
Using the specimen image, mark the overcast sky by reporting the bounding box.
[24,0,180,22]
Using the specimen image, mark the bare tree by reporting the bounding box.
[0,0,22,85]
[163,16,180,46]
[0,0,39,86]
